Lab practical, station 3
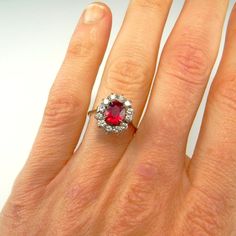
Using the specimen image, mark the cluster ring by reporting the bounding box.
[88,93,137,134]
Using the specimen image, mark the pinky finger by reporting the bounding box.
[190,4,236,202]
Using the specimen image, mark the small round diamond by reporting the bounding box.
[95,113,104,120]
[124,100,132,107]
[116,126,123,132]
[103,98,110,105]
[97,120,106,127]
[117,95,125,102]
[112,127,120,133]
[110,94,116,100]
[97,104,106,113]
[125,114,133,122]
[121,122,128,130]
[126,108,134,115]
[105,125,112,132]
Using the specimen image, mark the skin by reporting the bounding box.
[0,0,236,235]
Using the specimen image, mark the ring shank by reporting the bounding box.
[87,109,97,116]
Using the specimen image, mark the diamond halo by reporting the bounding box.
[95,93,134,134]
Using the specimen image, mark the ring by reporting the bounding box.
[88,93,137,134]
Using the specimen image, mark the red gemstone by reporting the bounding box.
[105,100,125,126]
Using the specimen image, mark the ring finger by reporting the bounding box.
[72,0,172,173]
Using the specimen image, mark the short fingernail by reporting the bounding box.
[83,3,106,24]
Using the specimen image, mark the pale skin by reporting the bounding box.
[1,0,236,235]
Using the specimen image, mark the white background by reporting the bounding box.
[0,0,235,210]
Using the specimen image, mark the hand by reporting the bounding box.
[1,1,236,235]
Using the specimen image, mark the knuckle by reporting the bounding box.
[122,183,153,216]
[57,180,98,234]
[67,37,94,59]
[134,161,158,182]
[144,102,190,143]
[162,39,210,87]
[1,184,45,231]
[43,93,82,128]
[135,158,179,186]
[63,180,98,213]
[211,73,236,112]
[1,198,28,230]
[56,214,91,236]
[109,181,156,233]
[182,186,229,235]
[106,57,150,95]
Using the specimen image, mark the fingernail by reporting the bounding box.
[83,3,106,24]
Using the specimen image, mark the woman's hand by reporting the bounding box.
[1,1,236,235]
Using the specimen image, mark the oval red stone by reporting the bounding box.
[105,100,125,126]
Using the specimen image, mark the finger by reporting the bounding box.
[189,4,236,198]
[17,3,112,187]
[58,0,172,212]
[135,0,229,178]
[73,0,172,167]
